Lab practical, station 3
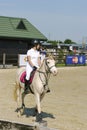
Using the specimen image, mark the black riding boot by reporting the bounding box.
[24,79,30,94]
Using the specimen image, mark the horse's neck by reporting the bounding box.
[38,60,50,85]
[39,60,50,78]
[39,60,46,72]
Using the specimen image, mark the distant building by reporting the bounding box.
[0,16,47,54]
[0,16,47,66]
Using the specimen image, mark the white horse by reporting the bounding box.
[14,56,57,122]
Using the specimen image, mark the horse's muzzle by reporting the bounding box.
[51,68,58,76]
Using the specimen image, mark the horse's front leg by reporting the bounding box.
[40,92,45,102]
[35,93,42,122]
[35,92,45,112]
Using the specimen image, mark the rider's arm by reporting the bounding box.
[27,55,34,67]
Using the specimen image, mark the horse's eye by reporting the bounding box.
[47,61,50,64]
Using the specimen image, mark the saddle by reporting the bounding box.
[20,70,36,84]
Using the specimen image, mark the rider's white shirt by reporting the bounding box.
[27,48,40,68]
[26,48,40,80]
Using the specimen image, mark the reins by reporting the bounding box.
[37,58,55,86]
[37,70,48,86]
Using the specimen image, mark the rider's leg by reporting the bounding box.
[24,66,32,94]
[24,79,30,94]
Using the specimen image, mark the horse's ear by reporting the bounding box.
[47,53,54,59]
[45,52,49,57]
[46,52,53,57]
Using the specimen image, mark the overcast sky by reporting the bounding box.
[0,0,87,43]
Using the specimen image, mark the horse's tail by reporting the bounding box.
[14,82,20,101]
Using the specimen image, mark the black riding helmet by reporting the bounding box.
[32,40,42,51]
[32,40,42,47]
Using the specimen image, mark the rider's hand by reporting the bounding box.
[33,66,37,71]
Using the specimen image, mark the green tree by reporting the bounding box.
[64,39,72,44]
[47,40,58,46]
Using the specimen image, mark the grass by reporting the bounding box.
[56,63,86,67]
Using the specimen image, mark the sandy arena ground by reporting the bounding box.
[0,66,87,130]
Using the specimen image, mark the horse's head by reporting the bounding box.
[45,56,58,76]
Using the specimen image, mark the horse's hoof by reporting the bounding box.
[32,117,36,122]
[33,108,38,116]
[35,108,38,113]
[36,113,42,122]
[39,120,47,127]
[17,111,21,117]
[20,109,24,115]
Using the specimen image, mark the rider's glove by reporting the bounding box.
[33,66,37,71]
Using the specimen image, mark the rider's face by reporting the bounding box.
[36,44,41,50]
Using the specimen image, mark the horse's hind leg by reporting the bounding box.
[20,92,26,115]
[40,93,45,102]
[16,88,26,117]
[16,85,20,108]
[16,86,22,117]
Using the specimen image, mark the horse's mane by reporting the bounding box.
[45,52,54,59]
[46,52,54,60]
[39,53,54,70]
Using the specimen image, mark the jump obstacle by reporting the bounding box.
[0,119,58,130]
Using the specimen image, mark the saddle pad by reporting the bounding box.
[20,71,26,83]
[20,70,36,83]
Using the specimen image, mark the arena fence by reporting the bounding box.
[0,53,18,68]
[0,52,87,68]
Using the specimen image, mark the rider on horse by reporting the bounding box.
[24,40,50,94]
[25,40,41,94]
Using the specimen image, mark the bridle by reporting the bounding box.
[45,58,55,73]
[37,58,55,86]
